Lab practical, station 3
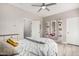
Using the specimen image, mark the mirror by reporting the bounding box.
[50,20,56,36]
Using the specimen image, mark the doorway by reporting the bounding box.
[24,18,32,38]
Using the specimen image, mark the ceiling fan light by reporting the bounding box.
[41,6,46,9]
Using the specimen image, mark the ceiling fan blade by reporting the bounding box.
[46,3,56,6]
[46,8,50,11]
[32,5,41,7]
[38,8,42,12]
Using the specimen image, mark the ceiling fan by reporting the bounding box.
[32,3,56,12]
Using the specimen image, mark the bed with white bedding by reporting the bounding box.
[0,37,58,56]
[16,37,58,56]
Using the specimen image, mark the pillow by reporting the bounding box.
[7,38,18,47]
[0,40,19,56]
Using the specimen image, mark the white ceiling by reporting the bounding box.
[10,3,79,17]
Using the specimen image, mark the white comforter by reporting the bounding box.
[16,37,58,56]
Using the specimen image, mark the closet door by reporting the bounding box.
[66,17,79,45]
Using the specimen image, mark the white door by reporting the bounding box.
[66,17,79,45]
[31,21,40,38]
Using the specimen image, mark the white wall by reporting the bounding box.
[0,4,42,40]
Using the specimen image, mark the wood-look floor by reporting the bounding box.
[57,43,79,56]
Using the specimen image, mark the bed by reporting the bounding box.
[0,37,58,56]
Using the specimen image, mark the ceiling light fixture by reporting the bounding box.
[41,6,46,9]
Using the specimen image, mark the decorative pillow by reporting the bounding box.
[0,39,19,56]
[7,38,18,47]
